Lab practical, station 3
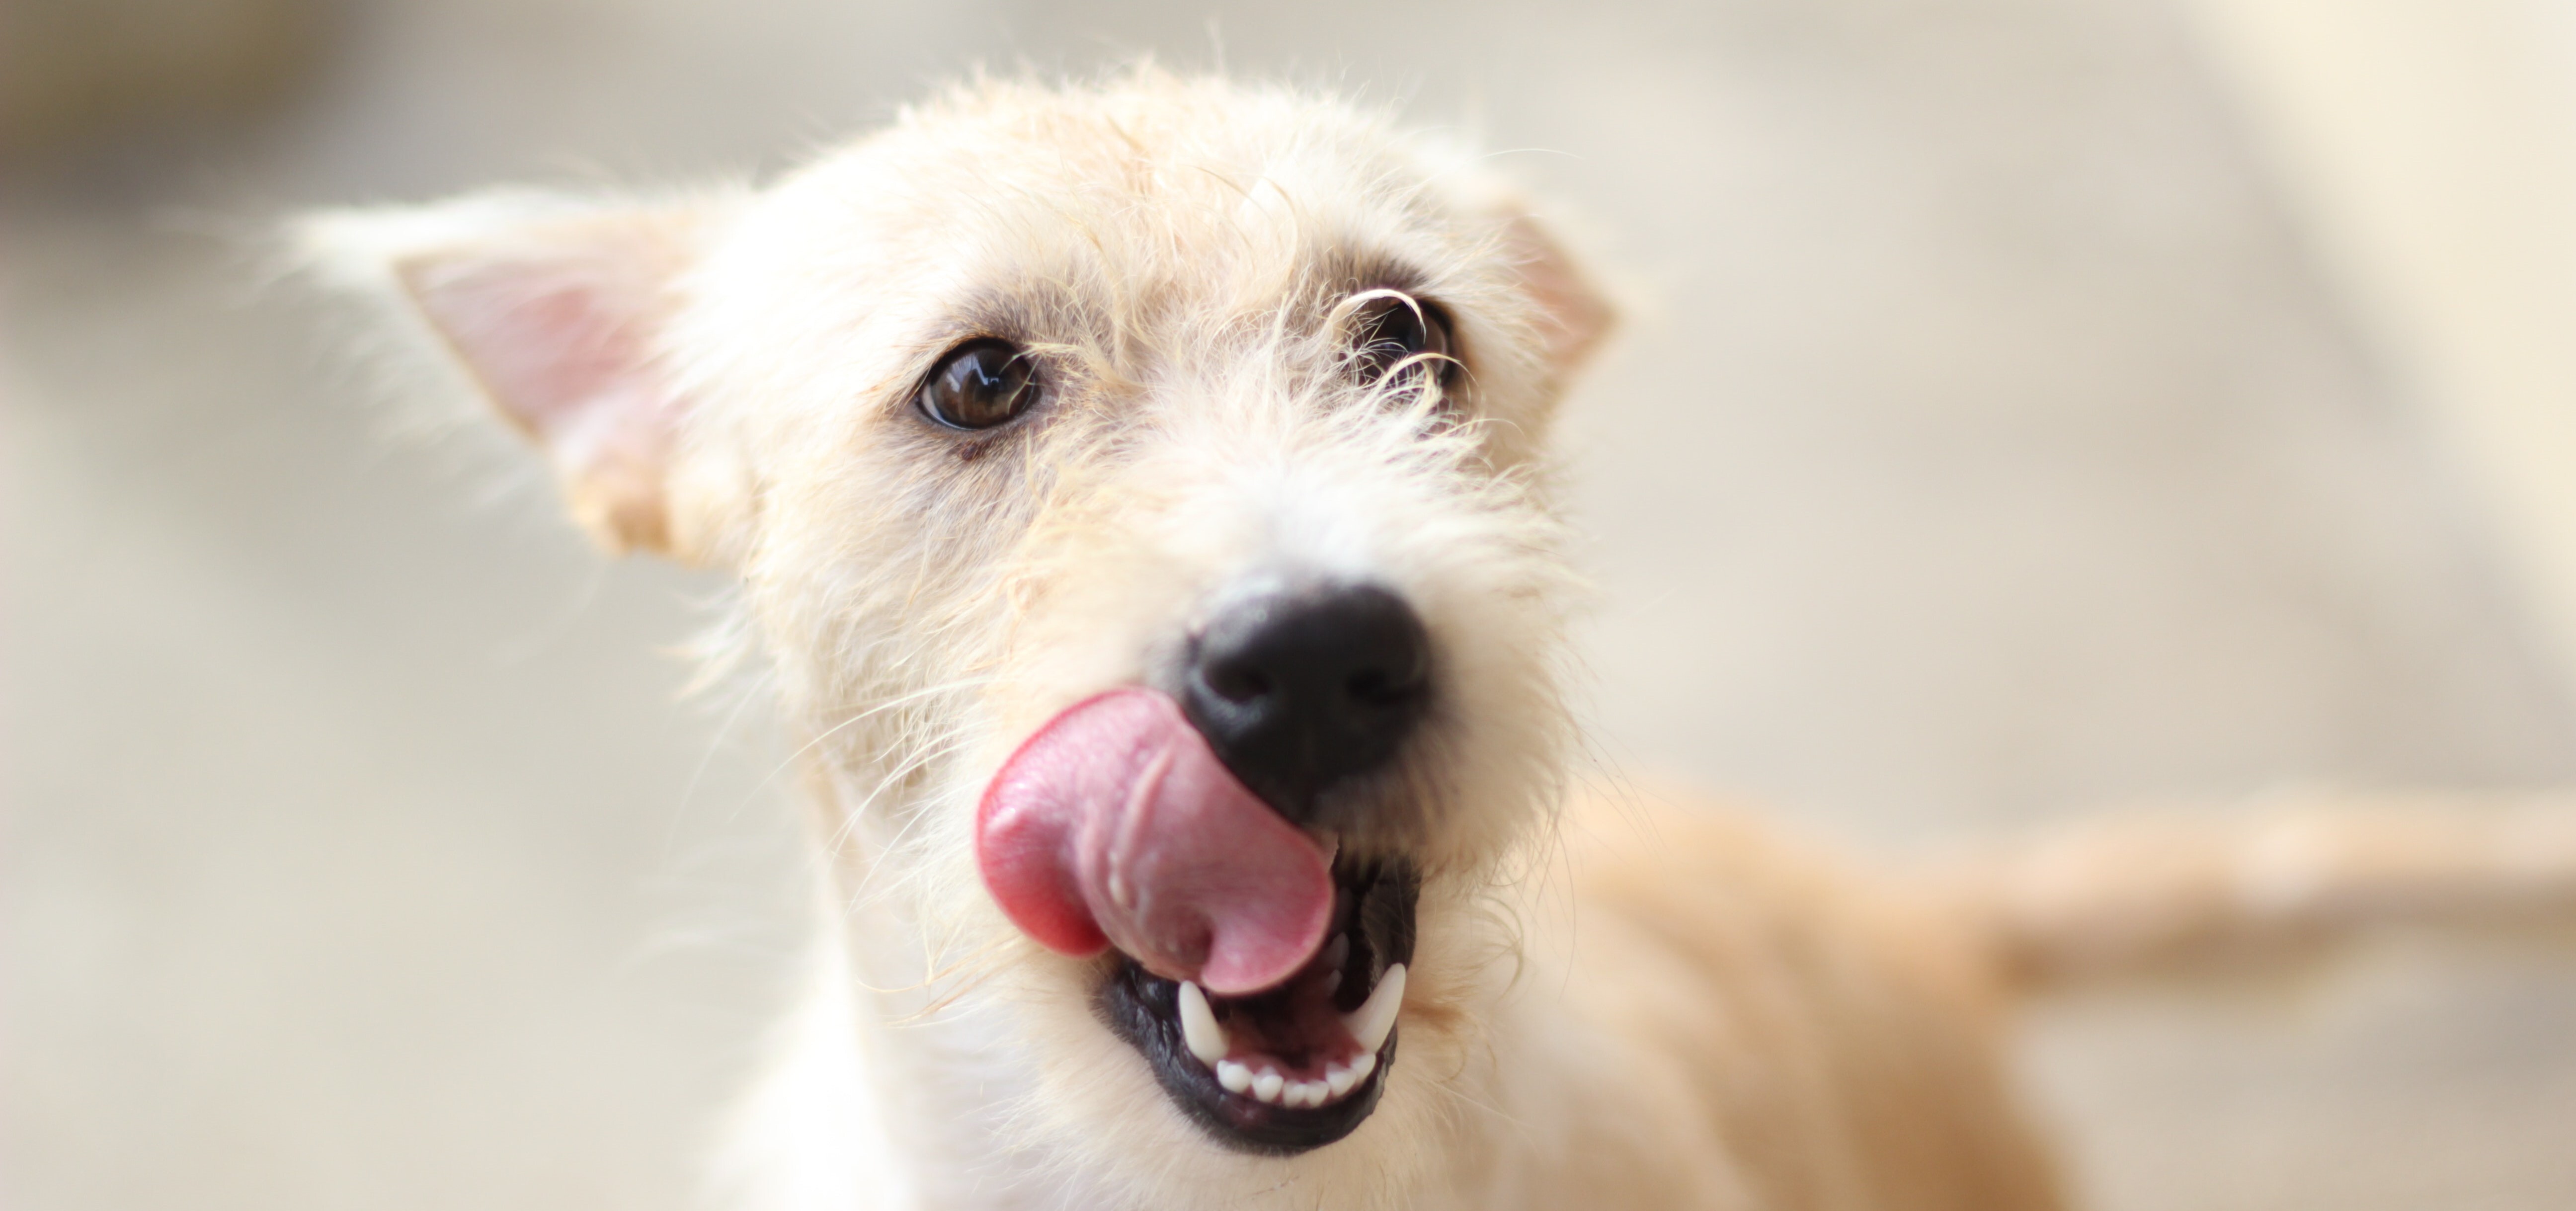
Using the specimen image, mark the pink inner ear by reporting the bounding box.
[402,253,680,551]
[1502,214,1614,374]
[463,283,650,439]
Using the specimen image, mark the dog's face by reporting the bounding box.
[318,74,1609,1198]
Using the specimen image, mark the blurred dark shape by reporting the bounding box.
[0,0,328,157]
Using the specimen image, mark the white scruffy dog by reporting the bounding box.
[309,71,2576,1211]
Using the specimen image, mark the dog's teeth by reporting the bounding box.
[1323,933,1351,972]
[1342,962,1406,1053]
[1177,981,1228,1067]
[1326,1062,1360,1097]
[1349,1051,1377,1084]
[1252,1068,1285,1103]
[1289,1081,1322,1109]
[1216,1059,1253,1094]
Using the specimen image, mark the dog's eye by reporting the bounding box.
[918,339,1040,430]
[1348,294,1455,387]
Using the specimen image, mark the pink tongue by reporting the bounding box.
[974,689,1334,996]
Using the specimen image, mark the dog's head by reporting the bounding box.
[313,72,1610,1199]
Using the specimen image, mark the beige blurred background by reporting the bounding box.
[10,0,2576,1208]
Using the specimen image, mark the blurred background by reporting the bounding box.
[9,0,2576,1207]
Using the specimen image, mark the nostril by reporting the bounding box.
[1344,667,1421,706]
[1204,662,1273,705]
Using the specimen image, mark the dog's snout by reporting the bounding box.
[1183,583,1431,821]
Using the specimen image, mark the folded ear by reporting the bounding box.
[1498,211,1616,379]
[302,191,741,562]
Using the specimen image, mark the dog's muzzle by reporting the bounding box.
[973,580,1433,1153]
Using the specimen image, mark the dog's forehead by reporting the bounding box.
[739,88,1475,323]
[676,80,1573,476]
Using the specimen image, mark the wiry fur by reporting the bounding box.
[304,70,2576,1211]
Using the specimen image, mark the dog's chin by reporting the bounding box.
[1095,854,1419,1156]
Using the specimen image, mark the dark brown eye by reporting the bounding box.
[918,339,1040,430]
[1349,294,1455,387]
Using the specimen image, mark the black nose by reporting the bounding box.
[1181,582,1432,820]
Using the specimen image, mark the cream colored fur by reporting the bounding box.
[305,71,2576,1211]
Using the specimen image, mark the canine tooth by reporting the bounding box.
[1342,962,1406,1053]
[1216,1059,1253,1094]
[1252,1068,1285,1103]
[1326,1063,1359,1097]
[1176,981,1228,1067]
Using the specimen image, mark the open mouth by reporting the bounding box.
[975,686,1424,1153]
[1098,855,1416,1154]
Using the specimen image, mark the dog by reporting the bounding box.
[306,70,2576,1211]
